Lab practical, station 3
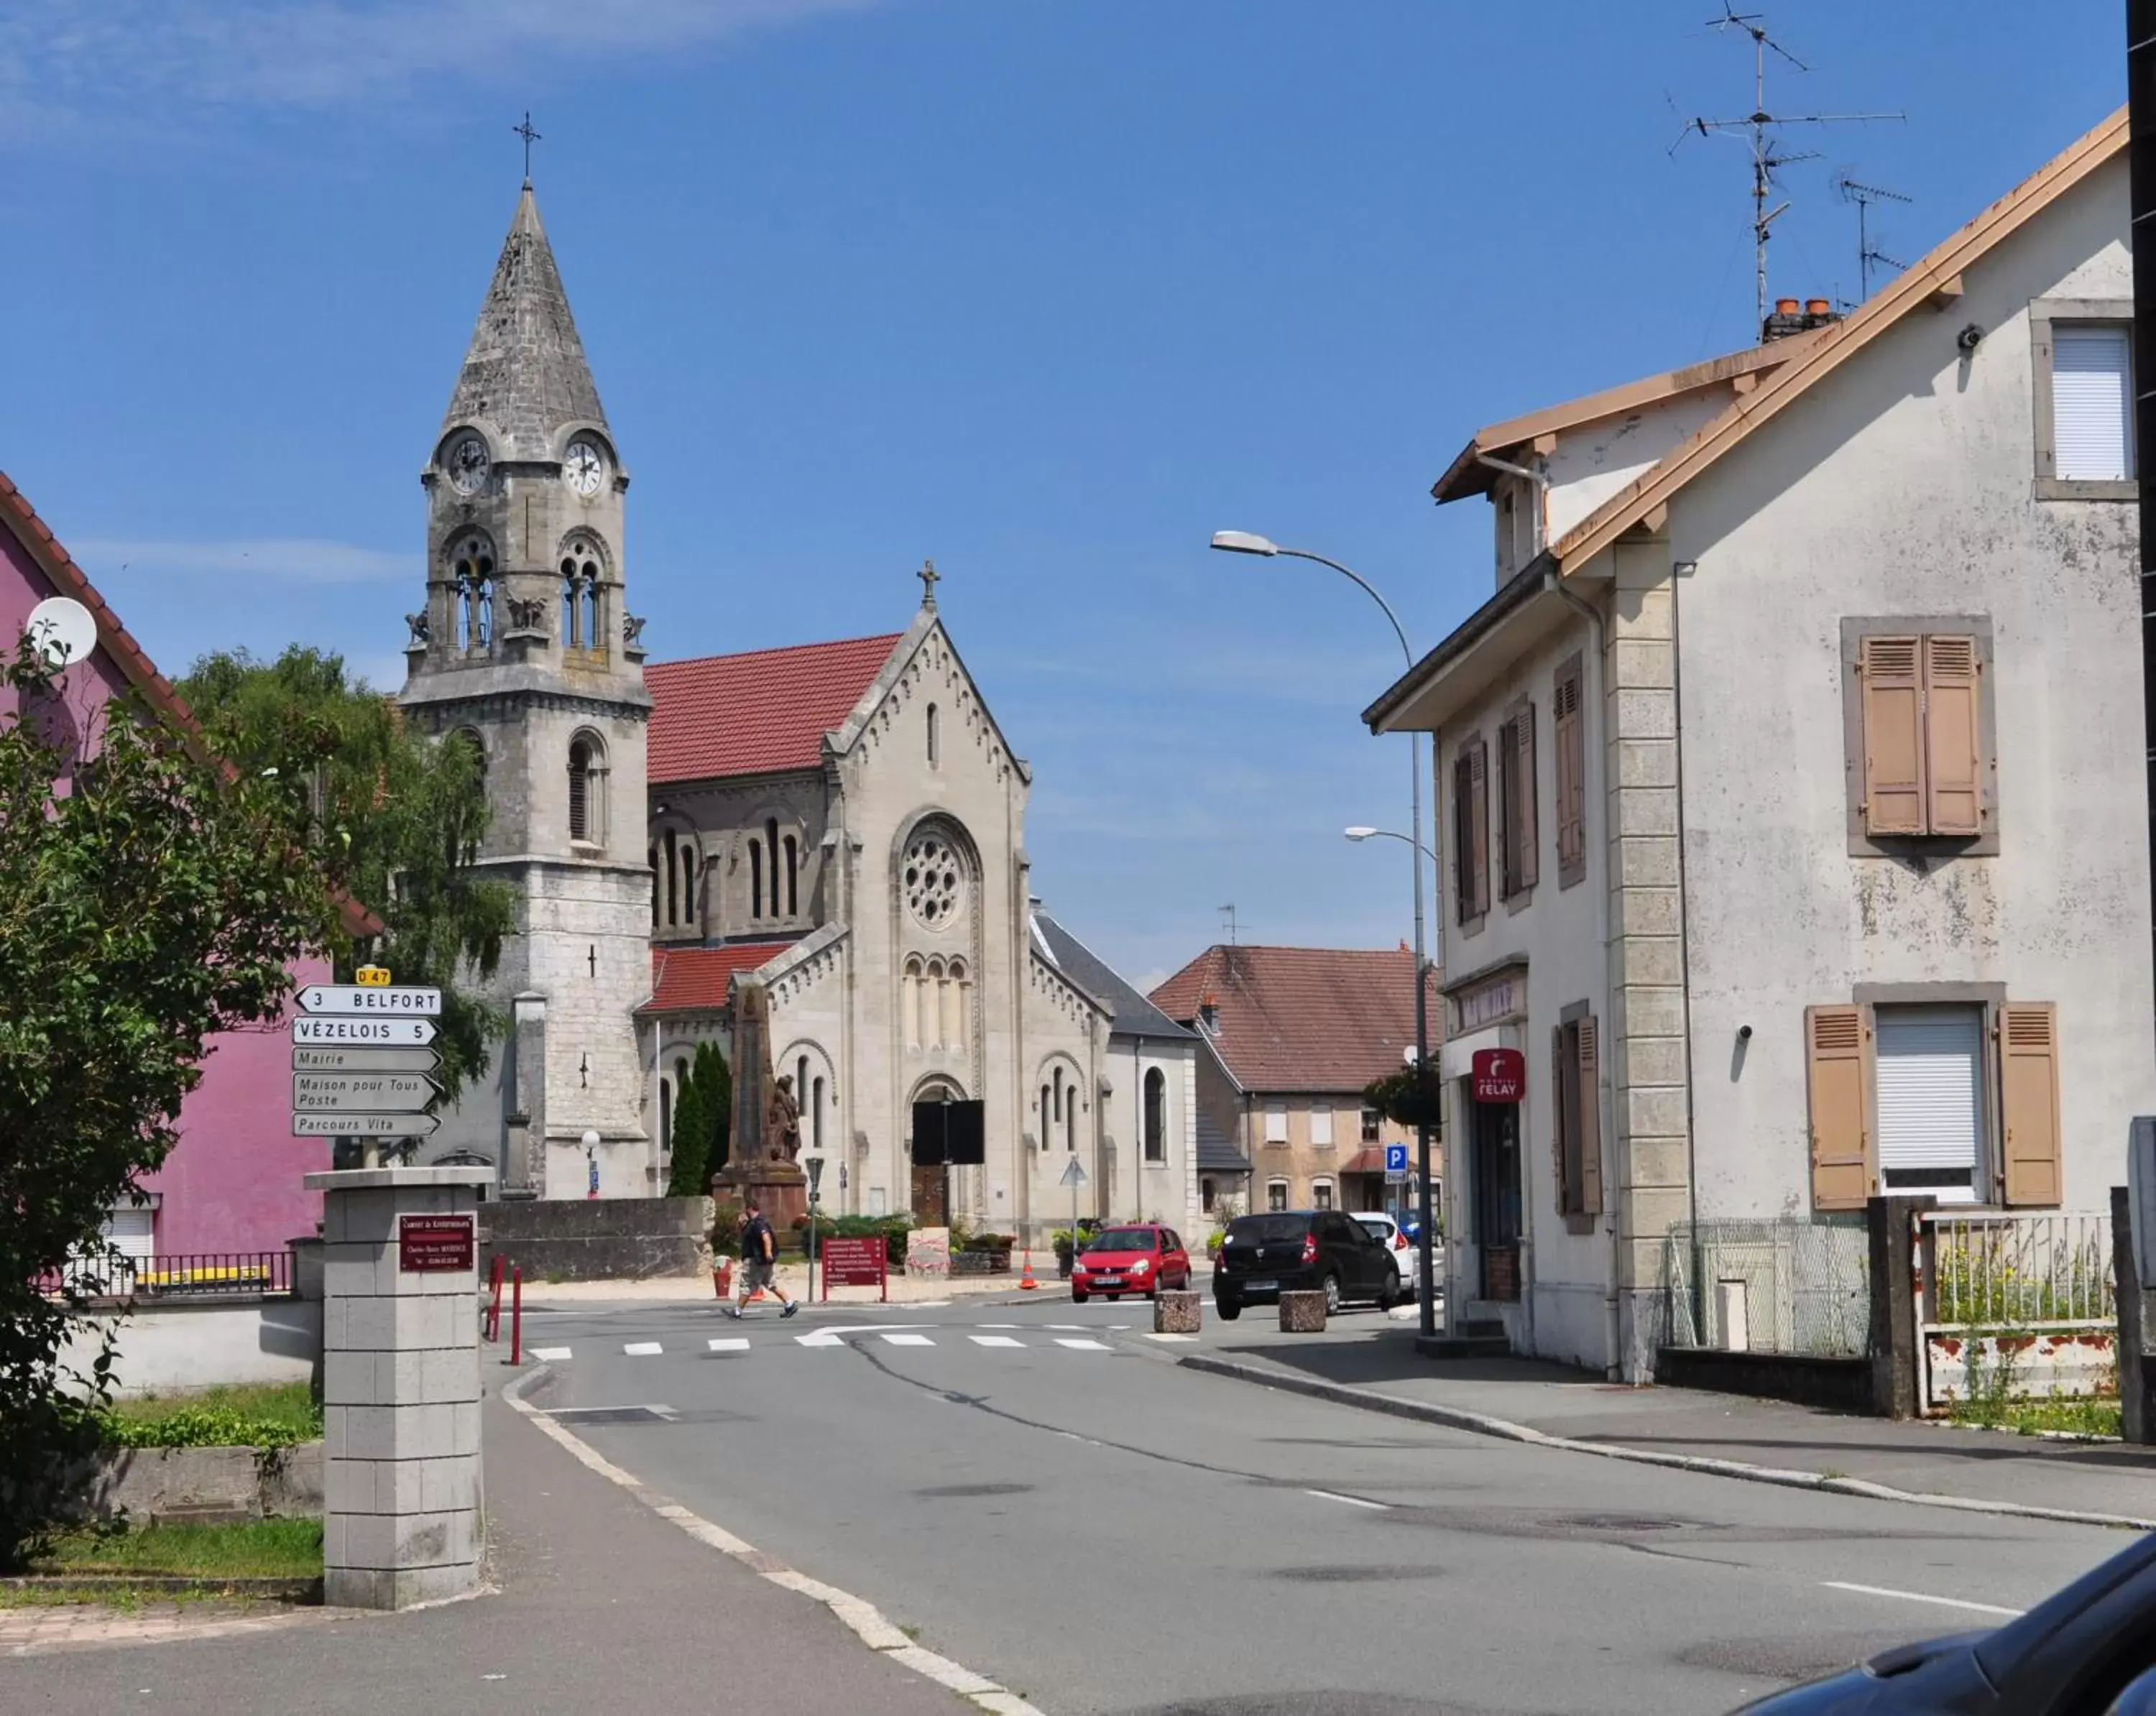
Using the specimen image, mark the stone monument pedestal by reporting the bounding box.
[306,1166,492,1610]
[711,1162,808,1235]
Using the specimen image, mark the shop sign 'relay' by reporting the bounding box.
[1472,1048,1526,1104]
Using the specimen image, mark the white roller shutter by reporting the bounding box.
[1875,1006,1982,1204]
[102,1205,155,1261]
[2053,326,2133,481]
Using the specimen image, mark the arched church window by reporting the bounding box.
[560,562,580,647]
[1038,1084,1051,1150]
[678,841,699,931]
[903,956,923,1048]
[1065,1080,1079,1153]
[449,535,495,652]
[558,542,602,650]
[749,839,764,920]
[1144,1068,1166,1163]
[764,818,782,916]
[568,740,592,842]
[812,1077,825,1151]
[783,834,798,916]
[648,846,660,927]
[583,578,600,653]
[926,704,939,768]
[663,831,678,926]
[903,828,965,931]
[475,579,493,648]
[1052,1068,1064,1125]
[947,959,969,1053]
[659,1075,672,1153]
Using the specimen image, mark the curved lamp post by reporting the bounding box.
[1210,531,1438,1337]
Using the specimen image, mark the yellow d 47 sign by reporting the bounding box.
[355,965,392,987]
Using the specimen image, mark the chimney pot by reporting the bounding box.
[1775,297,1800,315]
[1805,297,1831,317]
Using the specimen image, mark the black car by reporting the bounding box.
[1735,1531,2156,1715]
[1212,1209,1401,1320]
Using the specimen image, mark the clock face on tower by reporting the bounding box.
[445,433,489,497]
[563,439,605,498]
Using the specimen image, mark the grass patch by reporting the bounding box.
[33,1518,322,1580]
[101,1383,321,1449]
[1950,1394,2122,1438]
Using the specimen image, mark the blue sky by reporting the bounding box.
[1,1,2124,987]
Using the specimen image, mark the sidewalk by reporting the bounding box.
[516,1263,1050,1306]
[0,1388,977,1713]
[1192,1319,2156,1526]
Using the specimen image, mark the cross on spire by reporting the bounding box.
[513,111,542,185]
[918,558,941,610]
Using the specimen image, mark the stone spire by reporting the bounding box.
[441,185,608,461]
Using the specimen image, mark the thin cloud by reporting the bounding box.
[77,538,407,584]
[0,0,884,134]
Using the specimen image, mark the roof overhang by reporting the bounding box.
[1363,558,1569,734]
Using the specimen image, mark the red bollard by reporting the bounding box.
[510,1266,523,1366]
[485,1255,505,1342]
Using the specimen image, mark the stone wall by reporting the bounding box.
[479,1194,711,1281]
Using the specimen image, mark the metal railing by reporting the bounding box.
[1920,1211,2114,1329]
[1660,1217,1871,1357]
[49,1250,293,1301]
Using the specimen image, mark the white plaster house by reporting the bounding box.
[1366,108,2156,1380]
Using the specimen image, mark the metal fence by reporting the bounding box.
[1661,1217,1871,1357]
[47,1250,293,1301]
[1920,1211,2114,1329]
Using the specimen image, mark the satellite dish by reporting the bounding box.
[24,596,96,668]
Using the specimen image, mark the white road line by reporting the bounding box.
[1303,1489,1389,1512]
[1141,1333,1195,1343]
[706,1337,751,1352]
[1054,1337,1110,1351]
[880,1333,936,1347]
[1820,1581,2024,1619]
[796,1332,844,1348]
[969,1335,1024,1348]
[1045,1324,1091,1332]
[623,1342,664,1356]
[976,1324,1020,1330]
[530,1346,573,1361]
[1106,1324,1132,1330]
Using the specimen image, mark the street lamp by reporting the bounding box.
[1210,530,1439,1339]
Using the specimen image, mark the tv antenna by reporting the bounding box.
[1672,6,1903,331]
[1832,169,1911,301]
[1218,903,1243,946]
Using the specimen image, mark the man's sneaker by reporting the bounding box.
[780,1301,801,1319]
[724,1305,744,1319]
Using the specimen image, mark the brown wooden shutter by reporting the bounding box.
[1576,1012,1603,1216]
[1468,738,1490,916]
[1554,665,1585,885]
[1922,635,1984,837]
[1805,1005,1874,1211]
[1496,715,1519,896]
[1858,635,1926,836]
[1999,1002,2063,1207]
[1516,704,1539,890]
[1552,1023,1572,1212]
[1452,752,1474,926]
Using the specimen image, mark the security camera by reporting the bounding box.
[1737,1024,1754,1041]
[1956,323,1985,354]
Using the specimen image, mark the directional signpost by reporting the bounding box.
[292,968,446,1163]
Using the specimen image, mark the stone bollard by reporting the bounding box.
[1279,1289,1327,1333]
[309,1166,490,1610]
[1154,1291,1202,1334]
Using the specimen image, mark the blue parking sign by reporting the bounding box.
[1383,1143,1409,1175]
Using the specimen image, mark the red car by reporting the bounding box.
[1070,1224,1192,1302]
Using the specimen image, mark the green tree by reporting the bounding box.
[666,1043,732,1195]
[0,643,331,1566]
[177,647,517,1110]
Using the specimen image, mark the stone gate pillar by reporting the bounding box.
[308,1166,492,1608]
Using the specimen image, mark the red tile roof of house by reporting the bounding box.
[1148,944,1440,1094]
[0,471,380,937]
[640,941,796,1013]
[646,634,903,785]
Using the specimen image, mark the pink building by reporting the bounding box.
[1,471,366,1265]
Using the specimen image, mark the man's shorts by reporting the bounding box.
[740,1258,775,1292]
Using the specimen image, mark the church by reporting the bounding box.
[395,181,1198,1246]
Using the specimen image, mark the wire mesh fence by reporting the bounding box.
[1660,1217,1871,1357]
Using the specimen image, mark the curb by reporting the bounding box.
[0,1574,322,1602]
[501,1366,1046,1715]
[1177,1354,2156,1534]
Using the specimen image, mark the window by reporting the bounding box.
[1498,698,1539,900]
[1263,1101,1289,1145]
[649,846,660,926]
[903,828,965,930]
[1554,654,1586,888]
[812,1077,826,1151]
[1143,1069,1166,1163]
[1066,1079,1079,1153]
[1360,1107,1381,1144]
[1039,1082,1052,1150]
[765,818,783,915]
[905,957,925,1048]
[1266,1179,1289,1213]
[659,1073,673,1153]
[749,839,765,919]
[1201,1177,1217,1214]
[1843,621,1994,852]
[1804,1000,2060,1210]
[1309,1105,1334,1148]
[1552,1005,1603,1221]
[1312,1179,1334,1212]
[2032,303,2136,497]
[567,741,592,843]
[783,834,799,916]
[926,703,940,768]
[1452,736,1490,926]
[448,534,495,653]
[663,831,679,926]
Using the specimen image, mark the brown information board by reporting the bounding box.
[399,1213,475,1273]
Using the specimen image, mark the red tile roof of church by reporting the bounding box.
[640,941,796,1014]
[1148,944,1440,1093]
[646,633,904,785]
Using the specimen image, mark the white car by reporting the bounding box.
[1353,1212,1422,1288]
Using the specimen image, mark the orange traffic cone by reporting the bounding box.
[1019,1250,1038,1291]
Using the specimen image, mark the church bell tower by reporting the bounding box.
[399,176,653,1196]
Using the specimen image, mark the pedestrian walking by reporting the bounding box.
[726,1199,799,1319]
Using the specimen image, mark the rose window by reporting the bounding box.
[903,832,964,930]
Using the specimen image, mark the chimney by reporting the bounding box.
[1198,992,1220,1033]
[1763,295,1843,343]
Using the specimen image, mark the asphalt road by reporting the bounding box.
[517,1293,2130,1716]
